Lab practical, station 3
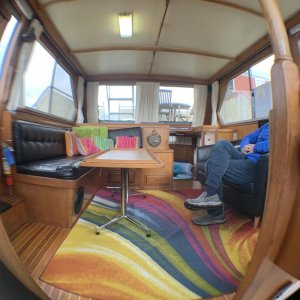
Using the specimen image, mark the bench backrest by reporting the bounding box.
[13,120,66,164]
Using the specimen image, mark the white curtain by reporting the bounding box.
[7,19,43,111]
[135,82,159,123]
[211,81,219,125]
[76,76,85,123]
[86,82,99,123]
[192,84,207,127]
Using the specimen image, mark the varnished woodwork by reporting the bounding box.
[142,149,174,190]
[0,219,49,299]
[142,126,170,150]
[73,45,236,61]
[222,123,259,140]
[169,144,194,165]
[216,129,237,141]
[201,0,263,17]
[235,0,300,299]
[0,197,29,236]
[8,221,89,300]
[88,73,209,85]
[27,0,86,77]
[14,168,105,228]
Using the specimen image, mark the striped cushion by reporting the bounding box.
[65,131,79,157]
[75,137,100,156]
[72,126,108,138]
[115,136,140,149]
[93,136,114,151]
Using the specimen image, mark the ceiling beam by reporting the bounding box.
[27,0,87,78]
[87,73,209,85]
[72,46,235,61]
[42,0,76,8]
[149,0,170,74]
[201,0,263,17]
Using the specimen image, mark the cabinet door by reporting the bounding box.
[142,150,173,190]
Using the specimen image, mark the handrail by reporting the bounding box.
[235,0,300,299]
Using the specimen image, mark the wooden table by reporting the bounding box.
[81,149,164,236]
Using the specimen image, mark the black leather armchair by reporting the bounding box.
[195,143,269,227]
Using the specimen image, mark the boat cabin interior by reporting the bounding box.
[0,0,299,299]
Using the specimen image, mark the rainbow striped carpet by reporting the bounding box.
[41,189,258,300]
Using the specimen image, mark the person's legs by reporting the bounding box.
[185,140,244,209]
[192,158,257,225]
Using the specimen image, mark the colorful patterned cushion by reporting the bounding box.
[75,137,100,156]
[65,131,79,157]
[93,136,114,151]
[115,136,140,149]
[72,126,108,138]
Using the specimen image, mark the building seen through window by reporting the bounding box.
[220,55,274,124]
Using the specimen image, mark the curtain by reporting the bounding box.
[135,82,159,123]
[76,76,85,123]
[192,84,207,127]
[7,19,43,111]
[211,81,219,125]
[86,81,99,123]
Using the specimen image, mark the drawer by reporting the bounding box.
[109,169,135,184]
[145,175,171,186]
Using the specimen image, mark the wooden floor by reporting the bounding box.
[8,180,235,300]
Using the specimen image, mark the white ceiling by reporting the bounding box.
[36,0,299,82]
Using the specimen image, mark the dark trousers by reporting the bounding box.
[205,140,257,216]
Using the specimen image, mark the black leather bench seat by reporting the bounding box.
[16,156,90,179]
[13,120,92,179]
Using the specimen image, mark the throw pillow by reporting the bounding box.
[115,136,139,149]
[93,136,114,151]
[75,137,100,156]
[65,131,79,157]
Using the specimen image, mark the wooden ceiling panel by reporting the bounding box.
[74,50,154,76]
[151,52,229,80]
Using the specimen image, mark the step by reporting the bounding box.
[0,193,29,236]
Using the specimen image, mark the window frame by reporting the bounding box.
[21,36,78,122]
[217,48,274,126]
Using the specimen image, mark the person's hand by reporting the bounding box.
[242,144,255,154]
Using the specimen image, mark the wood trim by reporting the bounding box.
[12,108,75,127]
[201,0,263,18]
[235,0,300,298]
[210,37,272,83]
[88,73,209,85]
[27,0,87,78]
[73,45,236,61]
[0,219,49,299]
[149,0,170,74]
[42,0,76,8]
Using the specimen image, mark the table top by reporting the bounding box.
[80,149,164,169]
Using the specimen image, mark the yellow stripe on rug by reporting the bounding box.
[41,219,200,300]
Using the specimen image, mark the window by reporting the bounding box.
[23,41,76,120]
[98,84,194,123]
[219,55,274,124]
[99,85,136,121]
[159,86,194,122]
[0,16,18,77]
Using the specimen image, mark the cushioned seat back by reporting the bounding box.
[13,121,66,164]
[108,127,142,148]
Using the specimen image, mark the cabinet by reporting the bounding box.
[106,149,173,190]
[141,149,174,190]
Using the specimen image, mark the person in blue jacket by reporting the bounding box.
[184,123,269,226]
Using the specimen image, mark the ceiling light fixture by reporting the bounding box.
[118,13,133,38]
